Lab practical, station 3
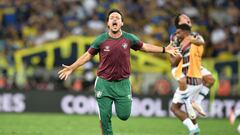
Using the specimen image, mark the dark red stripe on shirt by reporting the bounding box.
[181,43,191,53]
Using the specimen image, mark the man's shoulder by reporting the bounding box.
[122,31,139,40]
[93,32,109,44]
[96,32,109,40]
[122,31,132,35]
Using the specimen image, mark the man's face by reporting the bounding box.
[179,14,192,27]
[175,29,185,41]
[107,12,123,33]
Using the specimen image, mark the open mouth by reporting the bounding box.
[112,22,117,26]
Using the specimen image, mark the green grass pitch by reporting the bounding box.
[0,113,239,135]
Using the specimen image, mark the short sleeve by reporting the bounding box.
[87,33,107,55]
[128,33,143,51]
[88,39,100,55]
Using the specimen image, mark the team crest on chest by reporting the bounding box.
[122,43,128,49]
[104,46,110,51]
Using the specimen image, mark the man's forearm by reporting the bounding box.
[69,52,93,70]
[141,43,164,53]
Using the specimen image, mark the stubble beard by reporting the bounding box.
[111,29,120,34]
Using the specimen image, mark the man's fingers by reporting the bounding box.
[169,42,173,46]
[64,75,69,80]
[58,64,71,80]
[58,69,65,75]
[61,75,66,80]
[171,52,177,57]
[59,73,67,80]
[174,48,180,54]
[59,73,65,80]
[166,44,180,56]
[59,72,70,80]
[175,49,179,54]
[172,49,178,57]
[59,75,63,80]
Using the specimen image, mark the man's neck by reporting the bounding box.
[108,30,122,38]
[180,35,191,47]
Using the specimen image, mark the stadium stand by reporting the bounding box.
[0,0,239,96]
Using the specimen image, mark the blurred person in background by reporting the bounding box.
[172,14,215,116]
[230,107,240,133]
[170,24,204,135]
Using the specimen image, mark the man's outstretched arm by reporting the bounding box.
[58,52,93,80]
[140,42,179,56]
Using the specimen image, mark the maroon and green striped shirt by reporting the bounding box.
[87,31,143,81]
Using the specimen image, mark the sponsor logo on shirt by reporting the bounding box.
[104,46,110,51]
[122,43,128,49]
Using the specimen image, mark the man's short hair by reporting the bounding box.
[106,9,124,22]
[177,24,191,31]
[174,14,181,27]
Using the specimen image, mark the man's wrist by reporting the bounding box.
[68,65,74,71]
[162,47,165,53]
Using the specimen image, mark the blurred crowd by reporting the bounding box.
[0,0,239,96]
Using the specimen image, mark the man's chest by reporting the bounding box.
[100,38,131,55]
[180,39,191,55]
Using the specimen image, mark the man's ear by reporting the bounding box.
[107,21,110,28]
[121,22,124,26]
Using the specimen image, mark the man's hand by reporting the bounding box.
[190,34,205,46]
[165,43,179,57]
[58,64,73,80]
